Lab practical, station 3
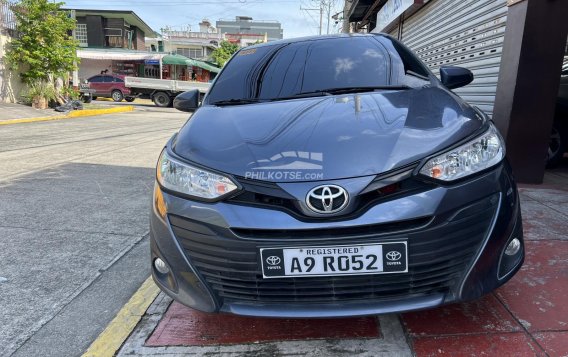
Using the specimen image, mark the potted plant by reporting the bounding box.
[25,81,56,109]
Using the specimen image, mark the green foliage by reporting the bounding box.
[61,85,81,100]
[21,80,57,104]
[6,0,79,84]
[211,41,239,67]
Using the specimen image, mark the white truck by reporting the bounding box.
[124,77,211,107]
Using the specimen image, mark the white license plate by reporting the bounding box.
[260,242,408,278]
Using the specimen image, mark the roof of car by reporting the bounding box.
[246,33,389,50]
[88,74,125,79]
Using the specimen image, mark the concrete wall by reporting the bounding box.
[0,32,26,103]
[85,15,105,48]
[134,27,145,50]
[78,58,113,81]
[216,19,283,41]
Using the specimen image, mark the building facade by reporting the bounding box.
[146,20,223,61]
[216,16,283,43]
[66,9,157,81]
[0,0,24,103]
[70,9,155,51]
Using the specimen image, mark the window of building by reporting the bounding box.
[105,28,123,48]
[176,48,203,58]
[75,23,88,47]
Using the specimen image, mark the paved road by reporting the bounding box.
[0,107,189,356]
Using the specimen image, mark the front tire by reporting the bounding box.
[153,92,171,107]
[111,90,124,102]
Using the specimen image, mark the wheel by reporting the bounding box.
[111,90,124,102]
[82,94,92,103]
[153,92,171,107]
[92,96,98,100]
[125,97,135,103]
[546,122,567,168]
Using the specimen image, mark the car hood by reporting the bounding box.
[173,87,484,182]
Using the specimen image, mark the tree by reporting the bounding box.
[6,0,79,84]
[211,41,239,67]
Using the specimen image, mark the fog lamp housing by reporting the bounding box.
[154,258,170,274]
[505,238,521,256]
[498,235,524,280]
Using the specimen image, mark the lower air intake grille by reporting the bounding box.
[170,196,497,303]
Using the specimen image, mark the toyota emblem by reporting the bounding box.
[386,251,402,261]
[306,185,349,214]
[266,256,281,266]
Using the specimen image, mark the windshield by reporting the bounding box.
[206,35,433,105]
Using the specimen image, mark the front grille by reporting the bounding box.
[170,195,497,304]
[231,216,432,240]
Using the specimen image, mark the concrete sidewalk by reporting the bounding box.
[0,102,135,125]
[109,168,568,357]
[0,102,60,121]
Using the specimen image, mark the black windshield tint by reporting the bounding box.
[206,36,432,104]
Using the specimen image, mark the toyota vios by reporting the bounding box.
[150,34,524,318]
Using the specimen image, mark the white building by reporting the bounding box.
[146,20,223,61]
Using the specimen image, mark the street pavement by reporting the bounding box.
[0,106,189,356]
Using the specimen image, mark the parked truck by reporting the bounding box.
[124,77,210,107]
[80,77,211,108]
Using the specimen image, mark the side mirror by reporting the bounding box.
[174,89,200,112]
[440,66,474,89]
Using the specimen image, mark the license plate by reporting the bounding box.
[260,242,408,278]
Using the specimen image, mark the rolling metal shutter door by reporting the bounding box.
[400,0,508,116]
[388,23,399,38]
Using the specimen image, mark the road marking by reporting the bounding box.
[0,106,134,126]
[82,277,159,357]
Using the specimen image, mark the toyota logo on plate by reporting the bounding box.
[306,185,349,214]
[266,256,281,266]
[386,251,402,261]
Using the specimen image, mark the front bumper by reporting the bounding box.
[150,162,524,317]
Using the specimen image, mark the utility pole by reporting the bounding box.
[302,0,334,35]
[320,4,324,35]
[300,6,323,35]
[326,1,331,34]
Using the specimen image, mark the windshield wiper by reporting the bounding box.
[315,85,413,95]
[268,91,333,101]
[211,98,264,106]
[271,85,413,101]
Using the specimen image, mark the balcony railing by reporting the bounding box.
[0,0,16,32]
[163,31,223,40]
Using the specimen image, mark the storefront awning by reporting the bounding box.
[163,54,221,73]
[187,59,221,73]
[77,49,164,61]
[77,49,221,73]
[162,54,192,66]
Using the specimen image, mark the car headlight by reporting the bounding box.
[157,150,238,200]
[419,123,505,181]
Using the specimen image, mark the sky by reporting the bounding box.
[62,0,345,39]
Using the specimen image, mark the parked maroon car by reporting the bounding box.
[86,74,135,102]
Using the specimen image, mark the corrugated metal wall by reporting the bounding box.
[399,0,508,116]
